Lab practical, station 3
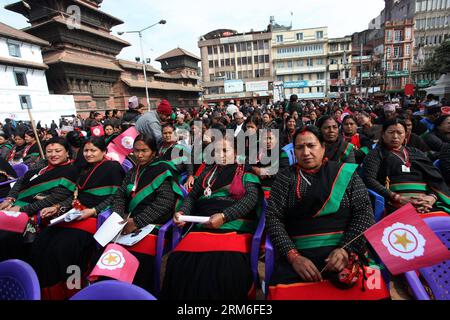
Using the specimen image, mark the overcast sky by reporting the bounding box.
[0,0,385,70]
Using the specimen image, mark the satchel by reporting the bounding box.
[229,165,246,200]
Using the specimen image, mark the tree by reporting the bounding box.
[422,40,450,75]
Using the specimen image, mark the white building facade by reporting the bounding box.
[0,22,76,126]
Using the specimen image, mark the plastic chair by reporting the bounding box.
[70,280,156,300]
[121,159,133,173]
[282,143,297,166]
[12,163,28,178]
[96,210,175,296]
[433,160,441,170]
[368,189,385,222]
[0,259,41,300]
[405,216,450,300]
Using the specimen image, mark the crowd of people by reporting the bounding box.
[0,92,449,300]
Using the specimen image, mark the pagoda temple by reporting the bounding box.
[6,0,130,114]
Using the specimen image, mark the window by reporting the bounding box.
[404,60,410,71]
[307,58,313,67]
[14,72,28,86]
[247,42,252,51]
[317,58,323,65]
[264,40,269,50]
[405,44,411,56]
[277,75,284,81]
[296,33,303,41]
[394,46,401,57]
[394,30,403,42]
[19,95,32,109]
[236,43,241,52]
[317,73,324,80]
[224,45,229,53]
[287,61,293,68]
[241,57,247,65]
[225,59,231,66]
[247,57,252,64]
[316,31,323,39]
[387,30,393,42]
[258,41,264,50]
[253,41,258,50]
[207,46,213,55]
[230,44,235,52]
[265,55,270,63]
[386,46,391,58]
[209,60,214,68]
[276,35,283,43]
[317,87,324,93]
[254,55,259,63]
[214,60,219,67]
[393,62,402,71]
[277,62,284,68]
[213,47,218,54]
[8,41,21,57]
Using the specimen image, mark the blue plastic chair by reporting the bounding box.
[70,280,156,300]
[121,159,133,173]
[0,259,41,300]
[282,143,297,166]
[433,160,441,170]
[368,189,385,222]
[405,216,450,300]
[12,163,28,178]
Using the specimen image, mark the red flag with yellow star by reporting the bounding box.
[364,203,450,275]
[89,244,139,284]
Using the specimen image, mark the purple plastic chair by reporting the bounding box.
[96,210,175,296]
[171,199,268,287]
[12,163,28,178]
[405,216,450,300]
[0,259,41,300]
[70,280,156,300]
[121,159,133,173]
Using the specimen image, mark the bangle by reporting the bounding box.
[287,249,301,265]
[428,194,438,201]
[220,213,226,223]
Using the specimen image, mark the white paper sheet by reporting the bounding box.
[94,212,126,247]
[49,209,82,227]
[115,224,156,246]
[178,216,210,223]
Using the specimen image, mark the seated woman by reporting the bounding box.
[22,130,42,168]
[422,115,450,155]
[0,137,78,262]
[0,157,17,199]
[252,130,289,199]
[7,131,27,165]
[0,133,13,160]
[317,116,356,164]
[162,137,261,300]
[342,115,373,164]
[281,116,298,148]
[159,124,193,187]
[29,137,125,300]
[401,115,430,153]
[363,118,450,215]
[266,126,387,300]
[102,134,182,294]
[104,123,119,146]
[357,111,382,144]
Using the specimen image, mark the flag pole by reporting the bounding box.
[320,232,365,274]
[27,108,45,159]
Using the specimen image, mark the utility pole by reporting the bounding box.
[343,50,347,101]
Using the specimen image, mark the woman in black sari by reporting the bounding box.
[363,118,450,215]
[342,115,373,164]
[162,137,261,300]
[30,137,125,300]
[0,137,78,262]
[104,123,118,146]
[266,126,387,300]
[159,124,193,185]
[7,131,27,165]
[22,130,42,167]
[317,116,356,164]
[102,134,182,294]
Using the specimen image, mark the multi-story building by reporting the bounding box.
[272,27,328,100]
[327,36,353,99]
[198,29,273,106]
[413,0,450,86]
[0,22,76,125]
[383,19,415,93]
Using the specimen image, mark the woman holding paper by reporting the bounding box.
[29,137,125,300]
[0,137,78,262]
[363,118,450,215]
[162,136,262,300]
[101,134,182,294]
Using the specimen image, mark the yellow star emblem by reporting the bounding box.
[394,232,414,250]
[104,253,118,265]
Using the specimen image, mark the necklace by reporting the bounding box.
[391,147,410,167]
[202,165,218,198]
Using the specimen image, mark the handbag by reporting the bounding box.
[229,165,246,200]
